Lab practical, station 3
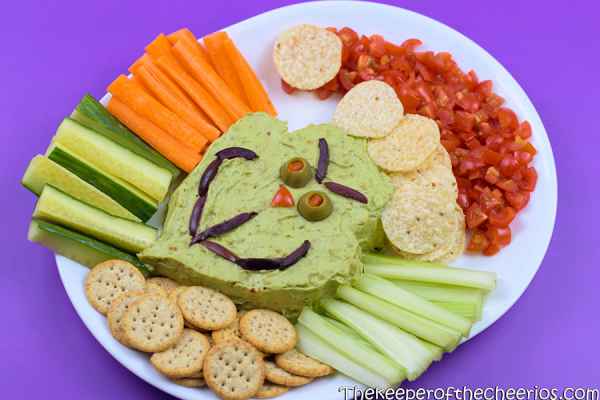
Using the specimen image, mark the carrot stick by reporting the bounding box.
[107,98,201,173]
[155,54,234,132]
[108,75,208,152]
[135,64,220,142]
[222,34,277,116]
[172,39,251,120]
[203,31,248,105]
[129,55,197,111]
[145,34,172,58]
[167,28,212,65]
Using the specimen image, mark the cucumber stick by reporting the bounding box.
[71,94,180,177]
[321,298,433,381]
[22,155,140,222]
[298,308,405,384]
[53,118,171,202]
[296,324,393,389]
[337,285,461,350]
[47,144,157,222]
[28,219,151,276]
[355,275,472,336]
[33,185,156,253]
[365,262,496,291]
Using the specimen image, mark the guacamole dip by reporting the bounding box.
[140,113,393,317]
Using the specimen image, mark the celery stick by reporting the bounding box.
[362,253,446,268]
[365,263,497,291]
[355,275,472,336]
[337,286,461,350]
[419,339,444,361]
[296,324,393,389]
[434,301,479,321]
[321,298,433,381]
[393,281,484,304]
[298,309,405,384]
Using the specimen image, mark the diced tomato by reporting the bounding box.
[454,111,475,132]
[499,155,519,177]
[484,167,500,184]
[496,179,519,193]
[466,203,488,229]
[486,226,512,247]
[368,34,386,58]
[488,207,516,228]
[497,107,518,131]
[479,188,503,213]
[482,149,502,165]
[515,121,532,139]
[467,231,489,252]
[338,27,358,47]
[505,191,530,211]
[483,242,501,256]
[281,79,296,94]
[519,167,538,191]
[457,192,470,210]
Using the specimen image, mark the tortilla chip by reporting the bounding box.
[332,80,404,138]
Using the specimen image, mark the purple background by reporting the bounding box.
[1,0,598,398]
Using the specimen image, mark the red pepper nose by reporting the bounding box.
[271,184,295,207]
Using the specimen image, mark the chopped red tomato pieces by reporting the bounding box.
[281,27,539,256]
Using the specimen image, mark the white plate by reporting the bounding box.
[57,1,557,399]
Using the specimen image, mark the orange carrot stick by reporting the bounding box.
[129,54,198,111]
[203,31,248,105]
[172,39,251,120]
[155,54,234,132]
[108,75,208,152]
[135,64,220,142]
[167,28,212,65]
[145,34,172,58]
[222,34,277,116]
[107,97,201,173]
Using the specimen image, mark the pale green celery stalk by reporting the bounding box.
[418,339,445,361]
[321,298,433,381]
[365,263,497,291]
[355,274,472,337]
[297,308,405,384]
[362,253,447,268]
[337,285,461,350]
[296,324,393,389]
[434,301,479,322]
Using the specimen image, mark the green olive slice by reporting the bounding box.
[297,191,333,222]
[280,157,313,188]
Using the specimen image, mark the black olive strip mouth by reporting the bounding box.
[188,195,207,236]
[216,147,258,161]
[200,240,239,263]
[201,240,311,271]
[324,181,369,204]
[191,212,258,244]
[315,138,329,184]
[198,157,223,197]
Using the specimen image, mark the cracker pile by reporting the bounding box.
[332,81,465,263]
[84,260,334,399]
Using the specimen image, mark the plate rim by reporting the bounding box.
[56,1,558,399]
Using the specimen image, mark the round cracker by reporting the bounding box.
[255,383,289,398]
[178,286,237,331]
[122,293,184,353]
[368,114,440,172]
[150,329,211,379]
[146,277,179,295]
[145,281,168,297]
[332,80,404,138]
[172,377,205,388]
[85,260,146,315]
[107,290,146,345]
[239,310,297,354]
[274,349,334,378]
[392,205,464,262]
[212,311,246,344]
[382,185,457,254]
[203,340,265,400]
[264,361,312,387]
[273,24,342,90]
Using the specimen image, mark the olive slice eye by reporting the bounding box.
[298,191,333,221]
[280,157,313,188]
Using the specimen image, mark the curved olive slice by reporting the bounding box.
[280,157,313,188]
[297,191,333,222]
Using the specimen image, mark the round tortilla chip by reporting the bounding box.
[332,80,404,138]
[273,24,342,90]
[368,114,440,172]
[417,144,452,170]
[392,205,465,262]
[382,184,457,254]
[389,160,458,201]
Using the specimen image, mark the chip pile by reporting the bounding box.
[84,259,334,399]
[332,81,465,263]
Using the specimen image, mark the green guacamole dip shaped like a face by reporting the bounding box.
[139,113,393,317]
